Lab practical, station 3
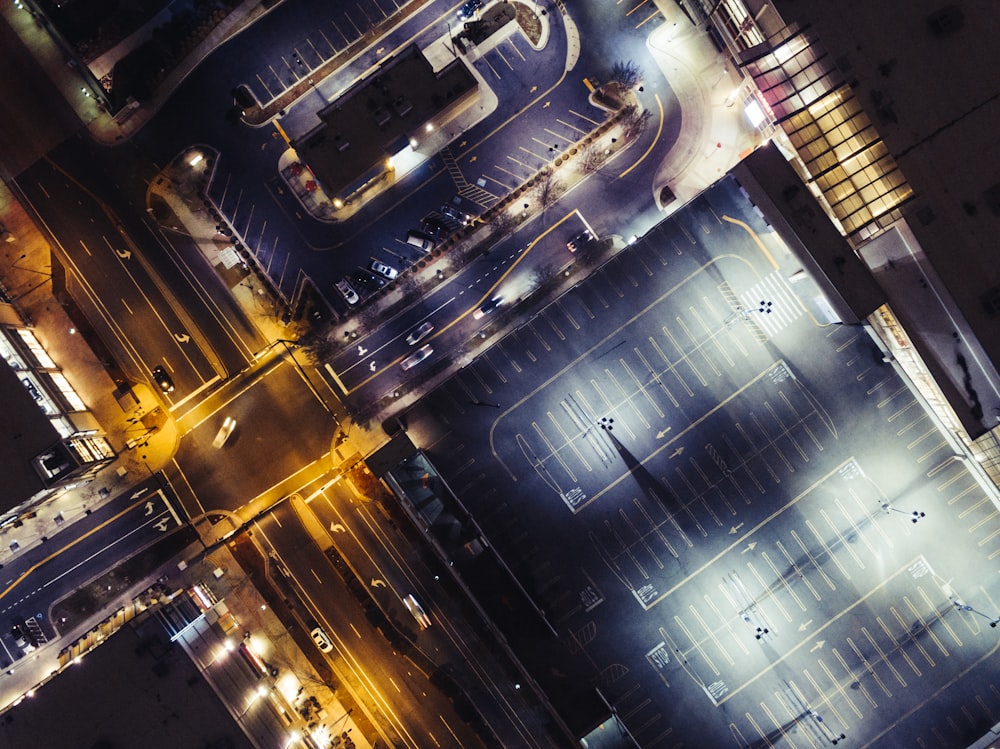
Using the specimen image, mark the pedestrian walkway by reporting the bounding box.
[180,545,373,749]
[646,0,762,211]
[739,271,806,338]
[0,180,179,568]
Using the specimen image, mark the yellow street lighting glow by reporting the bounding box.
[425,123,434,133]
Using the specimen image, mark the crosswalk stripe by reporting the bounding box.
[739,272,803,338]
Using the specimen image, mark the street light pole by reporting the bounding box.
[952,599,1000,627]
[880,503,926,523]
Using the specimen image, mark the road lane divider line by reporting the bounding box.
[619,94,664,179]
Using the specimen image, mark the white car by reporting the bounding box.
[406,321,434,346]
[310,627,333,652]
[212,416,236,448]
[335,278,360,305]
[370,260,398,280]
[401,344,433,371]
[403,594,432,630]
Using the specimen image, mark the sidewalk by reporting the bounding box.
[646,0,761,211]
[0,181,179,568]
[187,544,373,749]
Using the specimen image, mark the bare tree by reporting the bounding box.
[489,210,516,237]
[298,325,338,364]
[579,143,607,175]
[621,105,652,142]
[610,60,643,90]
[533,171,563,212]
[396,271,422,299]
[528,262,555,294]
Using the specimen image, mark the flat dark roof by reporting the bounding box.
[293,45,477,197]
[2,619,253,749]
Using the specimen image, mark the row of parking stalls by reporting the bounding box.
[245,0,398,104]
[206,170,295,320]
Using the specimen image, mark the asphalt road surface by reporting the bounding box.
[0,478,185,675]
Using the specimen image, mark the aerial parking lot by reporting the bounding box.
[403,177,1000,748]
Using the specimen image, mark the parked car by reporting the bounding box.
[370,260,398,280]
[401,344,433,371]
[440,203,472,226]
[310,627,333,653]
[152,365,175,393]
[474,295,503,319]
[403,594,432,629]
[406,321,434,346]
[567,229,595,253]
[212,416,236,448]
[335,278,360,305]
[350,269,385,298]
[457,0,483,20]
[406,230,437,253]
[421,217,451,239]
[11,624,34,654]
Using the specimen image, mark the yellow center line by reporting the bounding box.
[273,120,291,145]
[0,495,153,604]
[618,94,664,179]
[721,214,780,270]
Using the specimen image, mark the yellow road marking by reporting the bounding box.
[619,94,663,179]
[0,495,155,604]
[273,120,291,145]
[721,214,779,270]
[346,211,580,394]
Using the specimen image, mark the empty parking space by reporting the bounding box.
[403,177,1000,748]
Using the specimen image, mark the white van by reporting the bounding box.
[406,231,437,253]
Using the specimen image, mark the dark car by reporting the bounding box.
[152,365,174,393]
[440,203,472,226]
[567,229,595,253]
[421,217,451,239]
[350,270,385,298]
[232,84,257,114]
[457,0,484,20]
[474,295,503,320]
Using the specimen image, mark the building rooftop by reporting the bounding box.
[0,361,66,512]
[767,0,1000,433]
[292,45,478,199]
